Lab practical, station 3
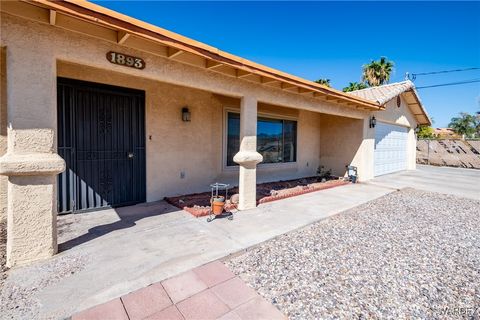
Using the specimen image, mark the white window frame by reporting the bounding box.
[222,107,298,171]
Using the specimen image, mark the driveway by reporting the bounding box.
[1,165,478,319]
[369,164,480,200]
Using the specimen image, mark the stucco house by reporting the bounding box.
[0,0,430,267]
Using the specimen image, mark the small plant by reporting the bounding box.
[316,165,332,181]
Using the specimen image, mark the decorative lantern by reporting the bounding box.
[369,116,376,128]
[182,107,191,122]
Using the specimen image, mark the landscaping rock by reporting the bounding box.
[0,220,7,289]
[1,253,89,319]
[230,194,240,204]
[227,189,480,319]
[165,176,345,217]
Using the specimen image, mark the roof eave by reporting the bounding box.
[405,88,432,126]
[14,0,381,111]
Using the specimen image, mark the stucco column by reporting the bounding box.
[0,129,65,267]
[0,47,7,223]
[407,128,416,170]
[0,46,64,267]
[358,116,375,181]
[233,96,263,210]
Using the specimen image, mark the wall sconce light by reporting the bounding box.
[182,107,191,122]
[415,125,421,134]
[346,165,358,183]
[369,116,376,128]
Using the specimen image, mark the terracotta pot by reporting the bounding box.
[212,200,225,215]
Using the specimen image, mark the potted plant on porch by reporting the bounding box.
[211,196,225,215]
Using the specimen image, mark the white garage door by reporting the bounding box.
[374,122,408,176]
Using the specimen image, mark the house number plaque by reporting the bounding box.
[107,51,145,69]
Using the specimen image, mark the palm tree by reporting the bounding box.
[449,112,477,139]
[362,57,394,86]
[342,82,368,92]
[475,110,480,136]
[314,78,331,87]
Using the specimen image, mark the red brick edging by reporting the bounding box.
[257,180,350,204]
[183,180,350,217]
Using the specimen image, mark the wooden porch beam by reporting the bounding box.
[313,92,328,100]
[298,88,314,95]
[261,77,280,85]
[49,10,56,25]
[167,47,184,59]
[281,83,297,90]
[117,30,130,44]
[205,60,223,70]
[236,69,252,78]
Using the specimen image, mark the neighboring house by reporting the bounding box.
[434,128,460,139]
[0,0,430,267]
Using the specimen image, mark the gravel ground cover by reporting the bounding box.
[1,220,7,288]
[227,189,480,319]
[0,253,89,319]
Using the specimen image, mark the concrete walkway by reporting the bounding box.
[3,165,479,319]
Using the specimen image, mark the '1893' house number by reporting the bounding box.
[107,51,145,69]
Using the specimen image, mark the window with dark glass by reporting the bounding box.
[226,112,297,166]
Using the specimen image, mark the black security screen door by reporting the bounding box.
[57,78,146,214]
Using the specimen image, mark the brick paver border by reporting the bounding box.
[72,260,286,320]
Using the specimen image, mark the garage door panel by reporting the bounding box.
[374,122,408,176]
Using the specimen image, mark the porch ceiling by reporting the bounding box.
[2,0,383,112]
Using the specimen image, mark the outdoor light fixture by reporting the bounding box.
[346,165,358,183]
[182,107,191,122]
[415,125,422,140]
[369,116,377,128]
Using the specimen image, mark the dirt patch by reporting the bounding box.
[1,219,7,288]
[416,139,480,169]
[166,176,350,217]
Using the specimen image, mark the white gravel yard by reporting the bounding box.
[227,188,480,319]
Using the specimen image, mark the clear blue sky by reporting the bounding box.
[94,1,480,127]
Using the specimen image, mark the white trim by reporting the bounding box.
[375,120,411,129]
[222,107,299,171]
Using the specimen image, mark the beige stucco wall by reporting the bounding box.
[58,62,223,200]
[57,62,323,200]
[0,46,7,222]
[0,12,420,205]
[0,12,337,201]
[0,12,372,201]
[319,114,364,178]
